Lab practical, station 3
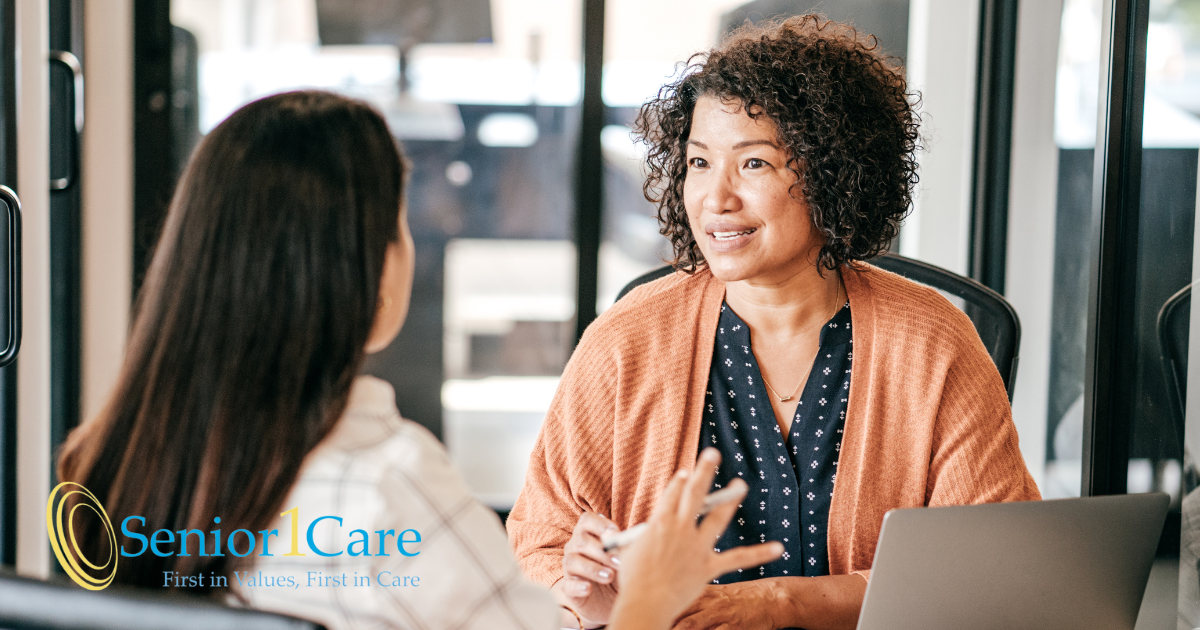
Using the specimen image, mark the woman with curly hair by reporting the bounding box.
[507,15,1039,630]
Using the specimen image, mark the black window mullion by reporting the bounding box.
[969,0,1018,295]
[48,0,82,488]
[1082,0,1150,497]
[572,0,605,345]
[132,0,173,296]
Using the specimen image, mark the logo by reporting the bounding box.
[46,482,118,590]
[45,484,424,591]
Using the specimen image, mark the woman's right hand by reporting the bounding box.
[555,511,623,626]
[608,449,785,630]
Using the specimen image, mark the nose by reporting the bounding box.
[700,166,740,214]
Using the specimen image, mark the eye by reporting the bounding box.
[689,157,709,169]
[745,158,768,169]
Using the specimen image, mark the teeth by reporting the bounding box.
[713,229,755,240]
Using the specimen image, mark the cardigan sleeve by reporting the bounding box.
[924,321,1041,507]
[507,324,619,587]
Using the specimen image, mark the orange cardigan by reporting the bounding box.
[507,263,1040,586]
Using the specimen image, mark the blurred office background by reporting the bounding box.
[136,0,1198,516]
[1,0,1198,627]
[157,0,920,510]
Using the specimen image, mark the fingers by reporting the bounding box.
[562,575,596,600]
[563,550,618,585]
[567,512,620,570]
[671,610,715,630]
[678,448,722,519]
[698,478,746,541]
[652,468,689,520]
[708,542,784,580]
[575,511,619,538]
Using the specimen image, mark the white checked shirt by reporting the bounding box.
[233,375,558,630]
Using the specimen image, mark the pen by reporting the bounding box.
[600,485,746,552]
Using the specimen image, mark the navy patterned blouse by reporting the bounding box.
[699,300,853,583]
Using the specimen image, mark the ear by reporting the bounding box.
[364,240,412,354]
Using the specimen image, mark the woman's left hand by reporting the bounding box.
[671,580,780,630]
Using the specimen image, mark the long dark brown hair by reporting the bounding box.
[57,90,406,593]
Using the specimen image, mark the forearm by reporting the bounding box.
[767,574,867,630]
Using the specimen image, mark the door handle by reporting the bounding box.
[49,51,83,191]
[0,185,21,367]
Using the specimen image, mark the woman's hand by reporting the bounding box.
[607,449,785,630]
[554,511,622,626]
[676,574,868,630]
[670,581,780,630]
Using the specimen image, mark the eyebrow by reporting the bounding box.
[733,139,780,150]
[686,139,780,150]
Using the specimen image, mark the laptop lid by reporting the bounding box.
[856,494,1170,630]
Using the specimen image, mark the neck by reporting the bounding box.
[723,261,842,339]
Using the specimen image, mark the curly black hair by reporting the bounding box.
[634,14,920,273]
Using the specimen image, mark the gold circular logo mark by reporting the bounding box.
[45,482,118,590]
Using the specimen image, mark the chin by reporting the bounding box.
[704,257,761,283]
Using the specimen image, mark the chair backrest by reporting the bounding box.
[1158,283,1190,449]
[0,569,325,630]
[616,253,1022,399]
[870,253,1021,399]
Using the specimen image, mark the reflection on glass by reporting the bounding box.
[1136,2,1200,627]
[1043,0,1104,500]
[172,0,583,510]
[1044,0,1197,508]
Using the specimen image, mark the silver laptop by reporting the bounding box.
[857,493,1170,630]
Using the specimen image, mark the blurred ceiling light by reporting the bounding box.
[477,113,539,147]
[446,160,473,186]
[601,124,647,181]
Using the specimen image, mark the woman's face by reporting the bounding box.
[683,95,824,284]
[365,203,415,353]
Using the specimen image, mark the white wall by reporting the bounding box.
[81,0,133,425]
[15,0,50,578]
[1005,0,1066,490]
[900,0,980,276]
[1187,155,1200,463]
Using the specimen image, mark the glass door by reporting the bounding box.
[1066,0,1195,625]
[153,0,585,514]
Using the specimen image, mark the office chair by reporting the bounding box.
[1158,284,1190,456]
[0,569,325,630]
[615,253,1022,399]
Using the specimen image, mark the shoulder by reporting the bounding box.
[579,267,718,351]
[556,267,720,408]
[845,262,980,352]
[298,376,472,511]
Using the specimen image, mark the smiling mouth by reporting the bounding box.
[711,229,757,241]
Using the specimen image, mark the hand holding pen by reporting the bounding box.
[600,484,748,551]
[555,449,784,629]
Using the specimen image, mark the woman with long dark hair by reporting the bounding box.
[57,90,779,629]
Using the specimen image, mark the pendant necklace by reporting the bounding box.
[760,281,843,403]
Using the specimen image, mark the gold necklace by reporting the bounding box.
[762,373,805,403]
[760,280,843,403]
